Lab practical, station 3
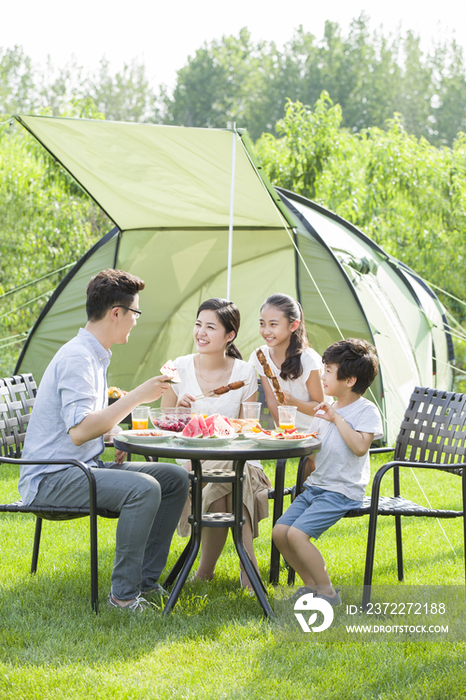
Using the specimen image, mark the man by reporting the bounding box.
[19,269,190,611]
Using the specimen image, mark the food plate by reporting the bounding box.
[174,433,239,446]
[117,429,174,444]
[243,432,319,447]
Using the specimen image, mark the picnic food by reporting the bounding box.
[212,380,245,396]
[159,360,181,383]
[230,418,260,433]
[251,429,318,441]
[150,408,193,432]
[133,430,163,437]
[108,386,127,399]
[255,349,285,404]
[181,413,236,438]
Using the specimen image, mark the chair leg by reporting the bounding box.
[393,466,404,581]
[31,517,43,574]
[362,508,379,609]
[89,516,99,613]
[395,515,404,581]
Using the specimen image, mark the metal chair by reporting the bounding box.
[286,386,466,604]
[0,373,119,612]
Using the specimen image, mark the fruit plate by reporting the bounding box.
[242,432,319,447]
[117,429,174,444]
[174,433,239,446]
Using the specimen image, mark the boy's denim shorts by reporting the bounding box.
[276,484,363,540]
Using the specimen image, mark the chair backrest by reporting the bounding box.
[395,386,466,466]
[0,373,37,459]
[257,379,276,430]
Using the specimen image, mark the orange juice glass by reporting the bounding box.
[132,406,150,430]
[278,406,297,431]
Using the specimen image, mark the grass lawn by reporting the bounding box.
[1,452,465,699]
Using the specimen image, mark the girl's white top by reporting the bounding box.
[249,345,323,431]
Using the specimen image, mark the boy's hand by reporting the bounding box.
[314,401,337,421]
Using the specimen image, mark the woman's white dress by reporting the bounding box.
[171,354,271,537]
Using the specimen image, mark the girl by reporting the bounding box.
[161,298,271,590]
[249,293,324,434]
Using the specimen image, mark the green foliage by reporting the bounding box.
[256,94,466,326]
[165,16,466,146]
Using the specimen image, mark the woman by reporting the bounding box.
[161,298,271,590]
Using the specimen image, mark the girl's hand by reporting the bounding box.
[314,401,337,422]
[177,393,196,408]
[282,390,294,406]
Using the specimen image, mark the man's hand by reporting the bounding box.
[114,449,127,465]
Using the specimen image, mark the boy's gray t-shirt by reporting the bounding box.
[305,397,383,502]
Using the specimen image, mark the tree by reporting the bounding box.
[0,119,111,375]
[255,95,466,322]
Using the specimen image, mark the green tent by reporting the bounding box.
[14,115,454,444]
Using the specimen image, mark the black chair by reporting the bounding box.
[286,386,466,604]
[0,373,119,612]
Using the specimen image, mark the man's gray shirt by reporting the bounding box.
[19,328,111,505]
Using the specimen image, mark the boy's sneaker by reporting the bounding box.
[107,593,149,611]
[285,586,316,601]
[314,588,341,607]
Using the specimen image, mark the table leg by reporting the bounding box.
[163,459,203,615]
[231,459,274,618]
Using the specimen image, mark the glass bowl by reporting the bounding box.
[149,407,198,433]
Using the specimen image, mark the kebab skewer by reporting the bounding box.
[194,380,245,400]
[255,348,286,404]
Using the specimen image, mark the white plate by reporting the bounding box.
[243,432,319,447]
[117,429,174,444]
[174,433,239,446]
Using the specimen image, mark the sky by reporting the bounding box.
[1,0,465,91]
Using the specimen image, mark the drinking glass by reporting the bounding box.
[242,402,261,421]
[132,406,150,430]
[278,405,297,431]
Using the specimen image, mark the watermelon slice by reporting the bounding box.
[212,414,235,438]
[159,360,181,383]
[181,415,203,437]
[198,414,210,437]
[204,414,218,427]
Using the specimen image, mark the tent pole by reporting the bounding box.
[226,125,236,300]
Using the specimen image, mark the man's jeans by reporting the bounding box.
[31,461,190,600]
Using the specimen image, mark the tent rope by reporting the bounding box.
[0,333,29,349]
[0,262,75,300]
[0,291,50,321]
[407,467,458,557]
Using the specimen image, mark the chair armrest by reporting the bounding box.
[369,447,395,455]
[0,457,98,510]
[368,459,466,516]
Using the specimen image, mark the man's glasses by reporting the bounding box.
[113,305,142,317]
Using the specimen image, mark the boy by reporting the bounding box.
[272,338,383,605]
[20,269,190,611]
